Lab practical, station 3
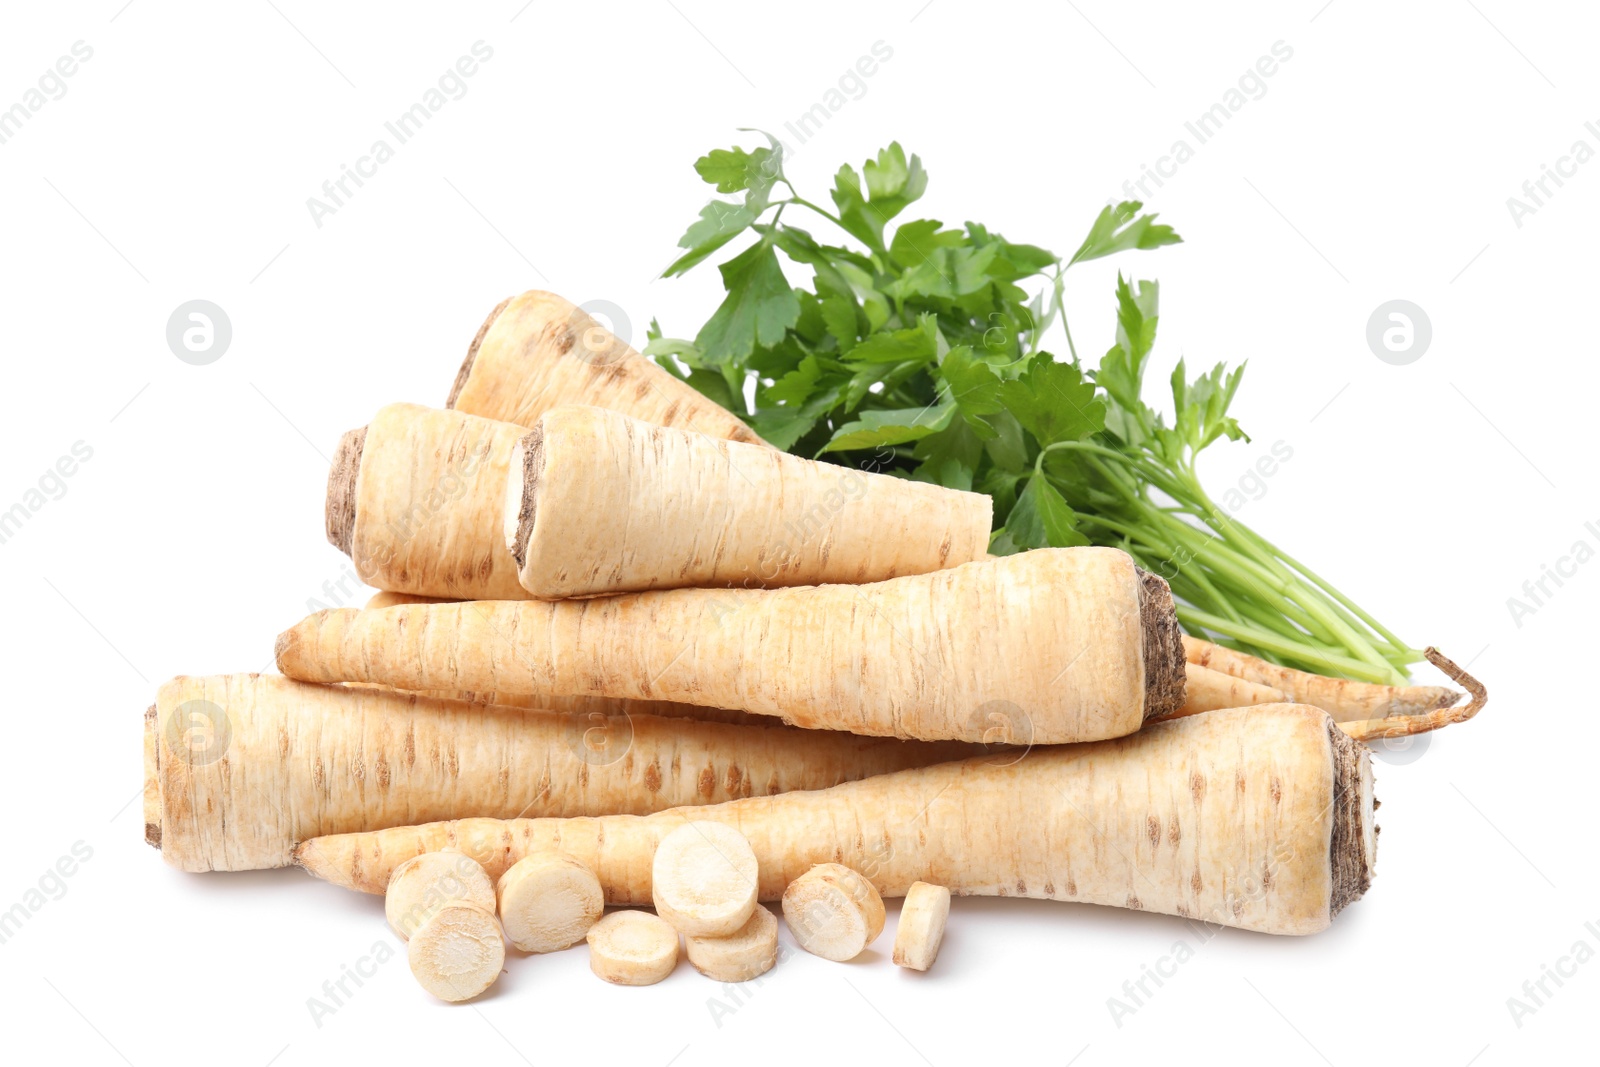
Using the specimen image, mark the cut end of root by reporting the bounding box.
[1337,647,1488,744]
[446,294,513,408]
[1328,718,1376,917]
[1137,568,1186,720]
[325,426,366,555]
[507,426,544,572]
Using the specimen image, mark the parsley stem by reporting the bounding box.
[1175,608,1401,682]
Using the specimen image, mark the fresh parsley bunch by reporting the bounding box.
[647,138,1420,683]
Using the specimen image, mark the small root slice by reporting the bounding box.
[685,905,779,982]
[385,852,496,941]
[587,910,679,986]
[651,822,758,937]
[407,905,505,1003]
[892,882,951,972]
[1336,647,1488,743]
[496,852,604,953]
[782,863,885,962]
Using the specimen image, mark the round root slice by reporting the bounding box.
[782,863,886,962]
[497,852,604,953]
[407,904,505,1003]
[587,910,679,986]
[892,882,951,971]
[685,905,779,983]
[386,851,496,941]
[651,821,758,937]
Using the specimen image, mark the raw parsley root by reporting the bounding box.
[648,139,1433,685]
[505,405,992,597]
[296,704,1374,936]
[275,548,1186,743]
[144,674,976,872]
[448,289,763,445]
[354,594,772,726]
[327,403,527,600]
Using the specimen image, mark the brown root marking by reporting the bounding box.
[1337,647,1488,744]
[509,426,544,571]
[1137,568,1186,720]
[325,426,366,554]
[446,295,512,408]
[1328,718,1375,916]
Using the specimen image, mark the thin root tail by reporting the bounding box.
[1337,647,1487,744]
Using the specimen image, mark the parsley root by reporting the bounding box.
[407,904,504,1002]
[783,863,885,962]
[892,882,951,971]
[295,704,1374,936]
[651,821,758,937]
[385,852,496,940]
[685,905,778,982]
[326,403,527,601]
[448,290,763,445]
[495,853,604,953]
[1177,639,1486,743]
[505,406,991,597]
[275,548,1186,743]
[144,674,975,872]
[586,911,679,985]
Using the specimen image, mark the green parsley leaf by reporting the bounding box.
[819,403,955,454]
[1005,474,1087,549]
[939,345,1003,437]
[664,201,757,277]
[1069,201,1182,265]
[996,357,1105,447]
[694,146,777,194]
[694,237,801,365]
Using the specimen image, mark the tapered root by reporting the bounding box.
[446,295,512,409]
[1182,635,1461,720]
[1336,648,1487,744]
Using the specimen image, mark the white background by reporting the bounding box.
[0,2,1593,1064]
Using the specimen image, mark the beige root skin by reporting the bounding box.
[356,592,770,726]
[651,822,759,937]
[447,290,764,445]
[1335,647,1487,744]
[276,548,1186,743]
[1176,663,1287,716]
[496,853,604,953]
[295,704,1372,936]
[1183,635,1459,720]
[385,852,496,940]
[364,591,453,610]
[892,881,951,971]
[327,404,529,600]
[145,674,976,872]
[587,911,679,986]
[782,863,886,962]
[407,905,505,1003]
[506,406,993,598]
[1180,639,1488,743]
[684,905,779,982]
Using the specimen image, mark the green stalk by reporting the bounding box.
[1177,608,1403,683]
